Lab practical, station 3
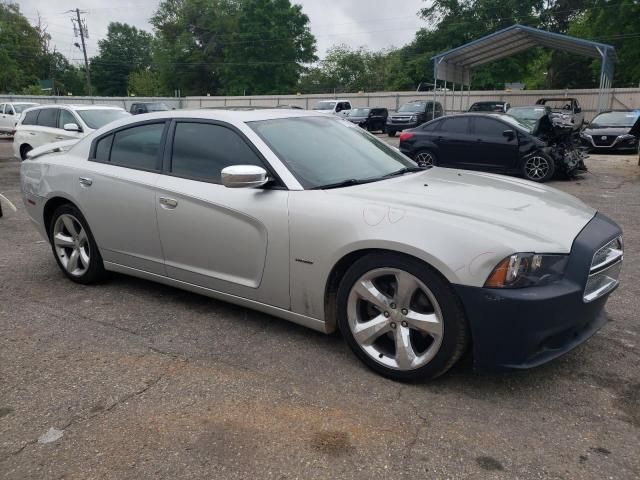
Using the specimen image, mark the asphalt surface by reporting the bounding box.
[0,136,639,479]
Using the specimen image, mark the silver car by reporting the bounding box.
[20,110,623,380]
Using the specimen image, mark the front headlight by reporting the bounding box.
[618,134,636,142]
[485,253,568,288]
[580,132,592,139]
[410,115,418,121]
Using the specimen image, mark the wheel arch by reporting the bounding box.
[43,195,81,239]
[323,248,455,334]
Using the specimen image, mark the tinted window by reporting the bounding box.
[422,120,440,132]
[0,104,4,114]
[5,105,14,115]
[77,109,130,129]
[441,117,470,134]
[58,110,77,129]
[110,123,164,170]
[94,134,113,162]
[171,122,264,182]
[22,110,38,125]
[473,117,507,136]
[37,109,59,128]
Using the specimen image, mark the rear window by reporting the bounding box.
[37,108,59,128]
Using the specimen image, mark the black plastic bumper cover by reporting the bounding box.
[454,213,622,372]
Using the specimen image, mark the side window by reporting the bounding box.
[344,102,352,110]
[6,105,14,115]
[472,118,507,136]
[441,117,470,134]
[22,110,38,125]
[436,103,443,114]
[94,134,113,162]
[422,120,440,132]
[37,108,59,128]
[58,110,77,129]
[110,123,165,170]
[171,122,264,183]
[0,104,4,114]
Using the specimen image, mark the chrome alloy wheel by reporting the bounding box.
[52,214,90,277]
[415,151,435,167]
[524,155,550,180]
[346,268,444,371]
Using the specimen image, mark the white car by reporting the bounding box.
[13,105,130,160]
[20,109,623,381]
[312,99,352,116]
[0,102,39,134]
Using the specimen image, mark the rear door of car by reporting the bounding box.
[76,121,168,275]
[27,107,61,149]
[434,116,472,166]
[467,116,519,171]
[154,119,291,308]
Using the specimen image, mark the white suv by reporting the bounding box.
[312,99,352,116]
[0,102,39,135]
[13,105,130,160]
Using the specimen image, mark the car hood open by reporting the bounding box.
[338,167,595,252]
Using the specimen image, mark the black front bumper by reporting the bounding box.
[386,121,418,131]
[454,213,622,371]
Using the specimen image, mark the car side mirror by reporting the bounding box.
[63,123,81,132]
[503,129,515,140]
[221,165,269,189]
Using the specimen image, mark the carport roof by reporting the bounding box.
[432,24,616,84]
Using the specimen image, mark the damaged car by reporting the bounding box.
[399,112,585,182]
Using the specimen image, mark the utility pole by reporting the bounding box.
[71,9,92,95]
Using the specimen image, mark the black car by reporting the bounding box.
[468,101,511,113]
[346,107,388,132]
[399,113,580,182]
[386,100,443,137]
[130,102,171,115]
[580,110,640,153]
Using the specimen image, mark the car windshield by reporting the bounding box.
[349,108,370,116]
[398,103,426,113]
[470,102,504,112]
[76,109,130,129]
[507,107,548,130]
[500,114,535,134]
[146,103,170,112]
[249,116,415,189]
[590,111,640,127]
[14,104,37,113]
[314,101,336,110]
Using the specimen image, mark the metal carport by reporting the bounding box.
[431,24,616,116]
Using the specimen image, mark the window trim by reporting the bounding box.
[89,119,170,173]
[162,118,285,189]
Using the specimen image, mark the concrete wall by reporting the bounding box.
[2,88,640,121]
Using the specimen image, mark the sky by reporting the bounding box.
[17,0,427,64]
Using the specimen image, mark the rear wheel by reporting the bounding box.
[20,144,32,161]
[387,129,396,137]
[413,149,437,167]
[522,152,555,182]
[49,204,106,284]
[337,253,468,381]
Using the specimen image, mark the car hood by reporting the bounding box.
[583,126,632,136]
[336,167,595,252]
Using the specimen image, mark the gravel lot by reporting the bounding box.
[0,136,639,479]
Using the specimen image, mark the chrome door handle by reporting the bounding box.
[159,197,178,209]
[79,177,93,187]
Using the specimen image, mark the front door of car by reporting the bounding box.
[55,109,84,141]
[466,117,519,171]
[155,120,290,309]
[434,116,472,166]
[76,121,168,275]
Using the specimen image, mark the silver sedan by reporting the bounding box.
[20,110,623,380]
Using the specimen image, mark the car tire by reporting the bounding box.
[49,204,106,284]
[521,152,556,182]
[20,144,32,161]
[413,149,438,167]
[336,252,469,381]
[387,130,396,137]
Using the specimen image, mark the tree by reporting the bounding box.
[221,0,317,95]
[0,3,42,93]
[128,70,164,96]
[91,23,153,96]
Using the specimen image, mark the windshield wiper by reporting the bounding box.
[381,166,426,178]
[311,178,377,190]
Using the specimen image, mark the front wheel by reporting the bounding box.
[49,204,106,284]
[521,152,555,182]
[337,253,469,381]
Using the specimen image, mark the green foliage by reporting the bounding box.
[19,84,48,95]
[128,70,164,96]
[91,23,153,96]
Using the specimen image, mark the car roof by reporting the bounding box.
[25,104,125,112]
[472,100,507,104]
[106,109,329,124]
